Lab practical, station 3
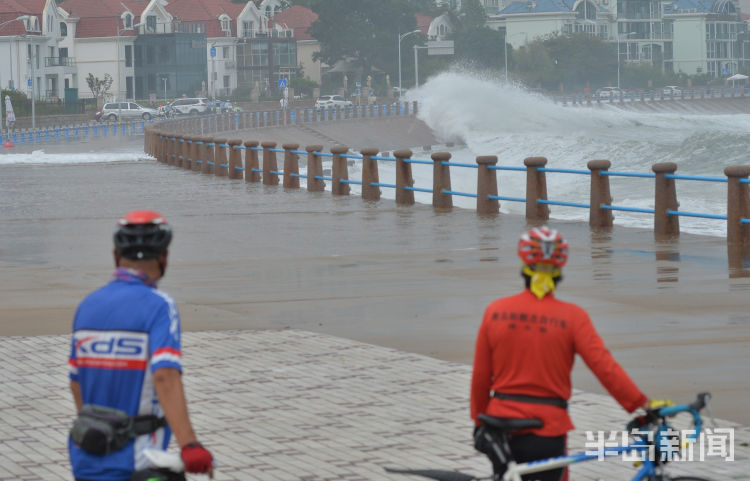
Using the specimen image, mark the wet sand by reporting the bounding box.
[1,116,748,425]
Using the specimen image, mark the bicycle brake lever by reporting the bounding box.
[705,397,718,429]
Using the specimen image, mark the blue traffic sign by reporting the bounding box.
[28,78,32,86]
[210,47,216,57]
[355,81,361,88]
[278,78,287,89]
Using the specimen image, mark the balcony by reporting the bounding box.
[45,56,76,67]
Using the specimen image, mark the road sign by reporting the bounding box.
[210,47,216,57]
[355,81,361,88]
[28,79,32,86]
[278,78,287,89]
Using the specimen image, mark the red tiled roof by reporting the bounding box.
[166,0,245,37]
[60,0,147,38]
[415,13,433,35]
[273,5,317,41]
[0,0,46,36]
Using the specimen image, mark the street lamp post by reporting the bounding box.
[398,29,420,98]
[503,31,526,83]
[617,31,637,90]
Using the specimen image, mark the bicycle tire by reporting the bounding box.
[384,467,480,481]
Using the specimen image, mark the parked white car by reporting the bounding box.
[168,97,210,116]
[314,95,353,109]
[662,86,682,97]
[595,87,623,100]
[96,102,158,121]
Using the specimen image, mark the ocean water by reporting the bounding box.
[3,71,748,238]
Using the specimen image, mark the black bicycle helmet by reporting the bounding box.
[113,210,172,260]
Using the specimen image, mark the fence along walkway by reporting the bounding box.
[144,110,750,253]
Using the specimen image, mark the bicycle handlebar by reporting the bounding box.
[627,392,711,442]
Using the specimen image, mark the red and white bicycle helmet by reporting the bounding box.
[113,210,172,260]
[518,226,568,268]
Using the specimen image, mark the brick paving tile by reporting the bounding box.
[0,329,747,481]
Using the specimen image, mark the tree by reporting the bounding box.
[297,0,419,81]
[454,27,505,70]
[459,0,487,30]
[86,73,114,99]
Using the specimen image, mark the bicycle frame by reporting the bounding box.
[502,404,703,481]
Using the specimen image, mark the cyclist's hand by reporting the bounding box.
[649,399,675,410]
[181,442,214,478]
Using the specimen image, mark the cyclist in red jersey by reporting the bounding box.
[470,226,650,481]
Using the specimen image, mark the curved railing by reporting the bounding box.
[143,120,750,250]
[552,86,750,105]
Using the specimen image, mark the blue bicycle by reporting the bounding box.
[387,392,715,481]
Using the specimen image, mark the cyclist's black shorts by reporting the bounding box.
[493,433,566,481]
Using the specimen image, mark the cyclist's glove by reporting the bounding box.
[181,442,213,474]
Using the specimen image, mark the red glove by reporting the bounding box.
[181,442,213,474]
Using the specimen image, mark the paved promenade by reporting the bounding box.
[1,329,747,481]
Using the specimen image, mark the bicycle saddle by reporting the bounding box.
[478,414,543,432]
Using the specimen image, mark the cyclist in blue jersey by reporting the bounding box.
[68,210,213,481]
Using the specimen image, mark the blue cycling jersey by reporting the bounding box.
[68,268,182,481]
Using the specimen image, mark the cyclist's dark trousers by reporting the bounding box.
[493,433,565,481]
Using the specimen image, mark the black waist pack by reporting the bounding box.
[70,404,166,455]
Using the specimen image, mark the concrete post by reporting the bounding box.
[282,143,300,189]
[244,141,260,182]
[192,136,204,172]
[431,152,452,210]
[476,155,499,215]
[412,100,418,114]
[228,139,243,180]
[331,145,350,196]
[177,135,187,168]
[214,138,229,177]
[524,157,549,222]
[157,133,167,163]
[361,148,381,201]
[306,144,325,192]
[588,159,613,228]
[202,138,214,175]
[167,135,177,166]
[725,165,750,245]
[184,138,193,170]
[653,162,679,238]
[394,149,414,205]
[261,141,279,186]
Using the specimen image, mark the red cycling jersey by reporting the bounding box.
[471,289,647,437]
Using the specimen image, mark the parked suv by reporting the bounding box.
[96,102,158,121]
[595,87,623,101]
[314,95,353,109]
[168,97,210,116]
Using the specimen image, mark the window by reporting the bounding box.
[242,21,254,37]
[146,46,155,64]
[223,75,230,88]
[129,103,139,109]
[146,15,156,32]
[134,45,143,67]
[60,22,67,37]
[125,45,132,67]
[220,15,230,33]
[59,47,68,58]
[222,46,229,58]
[124,14,132,29]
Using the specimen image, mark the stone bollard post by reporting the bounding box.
[192,136,204,172]
[157,133,167,163]
[282,143,301,188]
[176,135,186,167]
[166,135,176,166]
[588,159,613,228]
[184,137,194,170]
[725,165,750,245]
[244,141,261,182]
[476,155,499,215]
[361,148,381,201]
[431,152,452,210]
[202,138,215,174]
[653,162,679,238]
[524,157,550,222]
[394,149,415,205]
[261,141,279,185]
[214,138,229,177]
[331,145,350,196]
[306,144,325,192]
[228,139,244,180]
[412,100,418,114]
